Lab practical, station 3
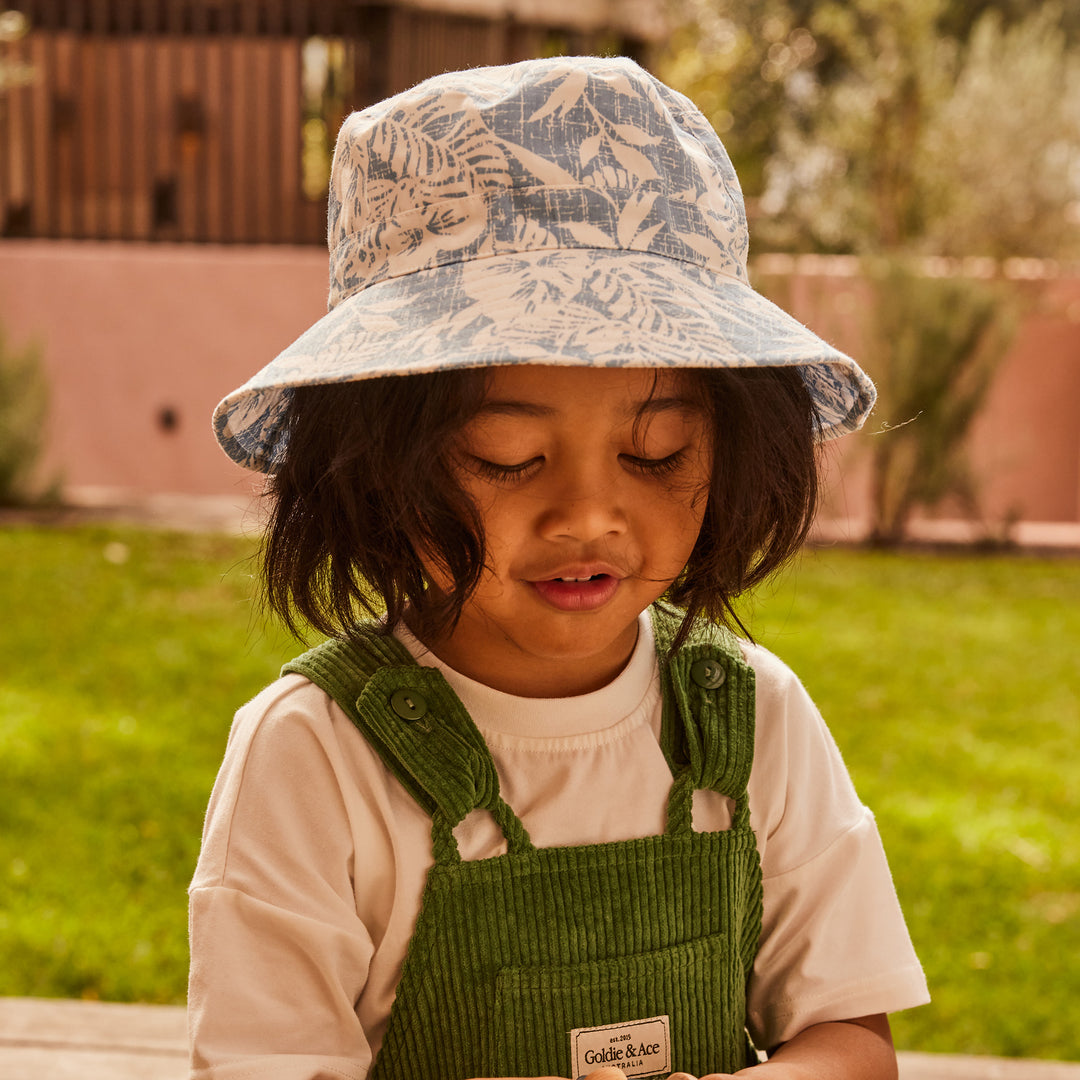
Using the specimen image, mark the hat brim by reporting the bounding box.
[213,248,875,471]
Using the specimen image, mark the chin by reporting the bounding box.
[519,625,636,666]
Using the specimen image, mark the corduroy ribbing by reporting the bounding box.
[283,606,764,1078]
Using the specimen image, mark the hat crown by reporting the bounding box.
[212,56,876,474]
[326,56,749,310]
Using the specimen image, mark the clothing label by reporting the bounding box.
[570,1014,671,1079]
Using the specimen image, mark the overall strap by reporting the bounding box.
[282,626,533,862]
[651,604,757,836]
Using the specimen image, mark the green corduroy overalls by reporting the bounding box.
[283,604,764,1079]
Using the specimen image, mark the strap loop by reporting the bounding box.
[284,629,536,860]
[651,605,756,829]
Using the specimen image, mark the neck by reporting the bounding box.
[402,610,640,698]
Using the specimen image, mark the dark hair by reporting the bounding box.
[263,365,819,649]
[665,365,819,643]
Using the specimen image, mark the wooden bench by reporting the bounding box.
[2,997,1079,1080]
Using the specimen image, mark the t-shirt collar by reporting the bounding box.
[393,612,657,739]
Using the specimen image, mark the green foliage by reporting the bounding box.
[937,0,1080,50]
[663,0,1080,259]
[861,259,1016,542]
[662,0,823,196]
[765,0,955,253]
[778,0,1080,258]
[0,321,56,506]
[2,525,1080,1064]
[920,6,1080,259]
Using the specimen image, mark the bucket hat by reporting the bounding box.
[213,55,875,472]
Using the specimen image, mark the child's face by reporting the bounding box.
[415,366,712,698]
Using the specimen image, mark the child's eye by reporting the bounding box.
[468,456,543,483]
[621,449,688,476]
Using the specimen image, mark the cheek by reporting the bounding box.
[686,449,714,519]
[660,454,712,521]
[665,472,712,554]
[676,493,709,547]
[639,483,708,561]
[457,484,522,563]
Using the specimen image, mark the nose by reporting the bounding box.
[535,461,628,543]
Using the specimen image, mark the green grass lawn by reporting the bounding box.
[738,547,1080,1061]
[0,525,298,1004]
[1,524,1078,1060]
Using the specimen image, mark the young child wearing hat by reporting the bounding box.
[190,56,928,1080]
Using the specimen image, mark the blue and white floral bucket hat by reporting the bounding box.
[214,55,875,472]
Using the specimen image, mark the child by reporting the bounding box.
[191,55,928,1080]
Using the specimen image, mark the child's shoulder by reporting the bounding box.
[734,640,872,879]
[208,674,360,811]
[736,637,817,708]
[735,639,855,793]
[227,670,343,747]
[216,669,392,802]
[194,671,402,891]
[660,606,809,703]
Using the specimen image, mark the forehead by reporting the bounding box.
[476,365,702,417]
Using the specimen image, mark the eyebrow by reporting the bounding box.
[474,400,556,418]
[631,395,702,417]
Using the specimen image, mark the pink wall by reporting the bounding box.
[1,241,1078,528]
[753,262,1080,531]
[0,241,327,502]
[965,277,1080,523]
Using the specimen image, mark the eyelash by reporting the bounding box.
[468,457,540,483]
[469,450,688,484]
[624,449,688,477]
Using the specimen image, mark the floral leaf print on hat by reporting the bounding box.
[213,56,877,472]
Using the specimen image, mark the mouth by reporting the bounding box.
[530,571,622,612]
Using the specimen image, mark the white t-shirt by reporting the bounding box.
[188,614,928,1080]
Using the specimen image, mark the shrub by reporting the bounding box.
[862,259,1016,543]
[0,319,57,505]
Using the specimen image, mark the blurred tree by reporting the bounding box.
[746,0,1080,258]
[664,0,1080,249]
[662,0,823,197]
[937,0,1080,42]
[662,0,1078,542]
[920,7,1080,259]
[753,0,954,253]
[0,321,56,506]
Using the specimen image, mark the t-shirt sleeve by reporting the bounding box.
[742,645,930,1050]
[187,677,380,1080]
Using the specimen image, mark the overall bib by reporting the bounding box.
[284,605,763,1079]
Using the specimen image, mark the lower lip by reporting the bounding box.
[531,575,621,612]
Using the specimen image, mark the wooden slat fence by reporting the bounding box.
[0,0,644,244]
